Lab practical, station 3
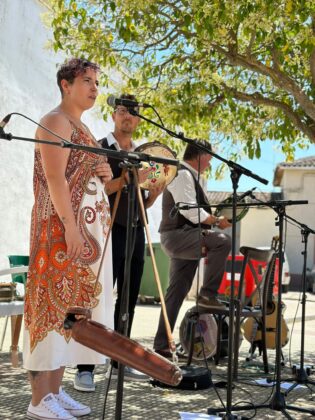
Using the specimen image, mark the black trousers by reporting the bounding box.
[78,222,145,373]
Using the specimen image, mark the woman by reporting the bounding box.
[23,58,113,420]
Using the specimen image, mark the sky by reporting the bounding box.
[207,140,315,193]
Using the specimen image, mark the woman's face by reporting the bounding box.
[63,68,99,110]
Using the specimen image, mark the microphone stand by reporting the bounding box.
[279,216,315,394]
[240,195,315,397]
[208,199,314,419]
[129,108,268,419]
[114,160,138,420]
[0,126,179,420]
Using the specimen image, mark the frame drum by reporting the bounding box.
[214,195,249,223]
[134,141,177,190]
[179,306,230,361]
[179,311,217,360]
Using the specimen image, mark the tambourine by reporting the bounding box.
[179,308,218,360]
[214,195,249,223]
[179,306,236,361]
[134,142,177,190]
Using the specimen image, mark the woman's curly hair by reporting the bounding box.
[57,58,100,95]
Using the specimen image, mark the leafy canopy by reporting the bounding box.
[48,0,315,163]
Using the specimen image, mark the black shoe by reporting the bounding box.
[197,295,226,309]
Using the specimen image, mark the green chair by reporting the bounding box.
[8,255,29,285]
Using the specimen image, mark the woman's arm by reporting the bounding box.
[37,113,84,260]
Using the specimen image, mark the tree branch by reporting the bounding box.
[212,42,315,122]
[310,48,315,88]
[222,84,315,142]
[271,46,281,72]
[207,95,225,111]
[246,30,256,56]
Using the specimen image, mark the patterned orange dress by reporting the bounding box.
[23,122,114,371]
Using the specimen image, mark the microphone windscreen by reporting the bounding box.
[107,95,116,107]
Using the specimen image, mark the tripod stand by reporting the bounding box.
[112,161,140,420]
[282,220,315,393]
[106,159,180,419]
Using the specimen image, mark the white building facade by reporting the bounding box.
[273,157,315,284]
[0,0,111,267]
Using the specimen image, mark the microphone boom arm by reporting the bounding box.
[0,129,179,167]
[128,109,268,186]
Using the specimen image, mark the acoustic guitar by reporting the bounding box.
[243,236,289,349]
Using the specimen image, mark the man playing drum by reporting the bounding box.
[74,94,164,389]
[154,140,231,358]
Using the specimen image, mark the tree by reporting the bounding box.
[48,0,315,161]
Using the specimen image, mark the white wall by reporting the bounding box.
[280,169,315,275]
[240,207,279,248]
[0,0,111,268]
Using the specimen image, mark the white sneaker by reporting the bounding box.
[55,387,91,417]
[27,393,77,419]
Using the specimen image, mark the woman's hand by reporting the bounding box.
[95,162,113,184]
[64,224,85,260]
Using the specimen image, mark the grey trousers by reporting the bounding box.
[154,225,231,350]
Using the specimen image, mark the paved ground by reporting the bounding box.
[1,291,315,419]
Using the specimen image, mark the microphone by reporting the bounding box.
[0,113,12,129]
[237,187,256,201]
[169,203,179,219]
[107,95,151,109]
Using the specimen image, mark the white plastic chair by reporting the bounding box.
[0,266,28,366]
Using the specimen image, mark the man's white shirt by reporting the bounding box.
[106,132,137,151]
[167,161,210,224]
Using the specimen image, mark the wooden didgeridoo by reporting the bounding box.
[64,307,182,386]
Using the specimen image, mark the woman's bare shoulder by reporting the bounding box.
[40,109,70,128]
[37,109,72,141]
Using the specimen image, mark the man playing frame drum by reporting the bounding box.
[154,140,231,358]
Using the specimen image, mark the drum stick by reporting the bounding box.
[133,168,178,359]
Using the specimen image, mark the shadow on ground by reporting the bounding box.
[1,346,314,419]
